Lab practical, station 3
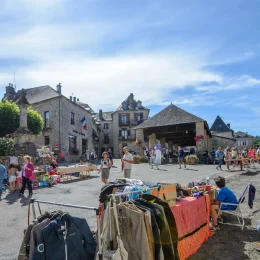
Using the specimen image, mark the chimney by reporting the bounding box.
[73,97,76,103]
[69,96,72,101]
[227,123,230,129]
[99,109,103,120]
[56,83,62,94]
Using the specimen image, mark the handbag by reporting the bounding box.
[97,195,128,260]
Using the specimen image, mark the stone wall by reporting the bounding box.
[212,135,236,150]
[0,156,51,168]
[32,97,95,158]
[99,120,114,152]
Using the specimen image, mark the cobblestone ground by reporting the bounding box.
[0,160,259,260]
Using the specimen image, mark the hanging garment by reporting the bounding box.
[29,219,51,260]
[98,196,128,260]
[116,204,152,260]
[134,201,162,260]
[136,199,175,260]
[248,184,256,208]
[32,215,96,260]
[142,194,179,260]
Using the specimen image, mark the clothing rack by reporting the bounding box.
[108,185,161,199]
[29,199,102,260]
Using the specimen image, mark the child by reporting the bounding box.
[16,165,22,191]
[8,164,17,193]
[99,152,112,184]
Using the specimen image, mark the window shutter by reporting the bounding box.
[118,114,121,123]
[128,130,131,136]
[134,113,138,121]
[119,130,121,136]
[127,114,130,122]
[140,113,143,119]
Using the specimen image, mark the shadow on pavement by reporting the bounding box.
[189,215,260,260]
[59,176,99,184]
[240,171,259,176]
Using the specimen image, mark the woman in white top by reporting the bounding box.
[99,152,112,184]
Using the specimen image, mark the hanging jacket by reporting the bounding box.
[248,184,256,209]
[32,214,96,260]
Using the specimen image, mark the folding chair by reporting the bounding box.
[218,183,251,231]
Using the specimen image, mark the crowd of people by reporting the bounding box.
[0,155,35,199]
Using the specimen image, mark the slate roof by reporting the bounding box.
[96,111,113,121]
[234,131,254,138]
[135,103,204,129]
[77,101,95,114]
[116,93,149,111]
[15,85,60,104]
[210,116,232,132]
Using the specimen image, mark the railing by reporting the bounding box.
[119,121,130,126]
[119,120,144,127]
[103,140,110,144]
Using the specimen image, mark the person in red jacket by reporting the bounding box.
[19,155,35,196]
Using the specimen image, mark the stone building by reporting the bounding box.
[135,103,212,155]
[234,131,254,150]
[96,93,149,158]
[210,115,236,149]
[3,83,98,161]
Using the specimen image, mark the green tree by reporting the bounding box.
[0,99,43,137]
[27,106,44,135]
[0,99,20,137]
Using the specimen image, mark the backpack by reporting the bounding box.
[178,149,184,157]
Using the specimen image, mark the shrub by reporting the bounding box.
[0,138,14,156]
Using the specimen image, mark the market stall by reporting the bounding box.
[56,164,98,181]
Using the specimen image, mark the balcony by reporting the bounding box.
[119,121,130,127]
[103,139,110,145]
[118,136,136,141]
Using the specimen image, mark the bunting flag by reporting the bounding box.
[80,116,87,129]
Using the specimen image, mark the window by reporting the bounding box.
[44,111,50,128]
[70,112,75,125]
[104,123,109,129]
[121,114,127,125]
[68,135,77,151]
[120,129,131,140]
[44,136,50,146]
[104,134,109,140]
[138,113,143,123]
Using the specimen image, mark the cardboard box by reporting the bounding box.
[152,183,177,207]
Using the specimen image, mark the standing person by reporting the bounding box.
[154,146,161,170]
[16,165,22,191]
[121,147,133,179]
[178,146,186,169]
[210,148,216,164]
[90,151,95,164]
[190,147,195,155]
[86,150,90,162]
[150,148,156,169]
[8,164,17,193]
[108,148,113,166]
[19,156,35,196]
[203,150,209,165]
[216,147,224,171]
[99,152,112,184]
[224,147,232,170]
[0,163,7,199]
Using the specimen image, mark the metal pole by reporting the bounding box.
[31,199,36,220]
[33,200,98,211]
[96,208,103,260]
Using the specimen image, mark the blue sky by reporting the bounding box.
[0,0,259,135]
